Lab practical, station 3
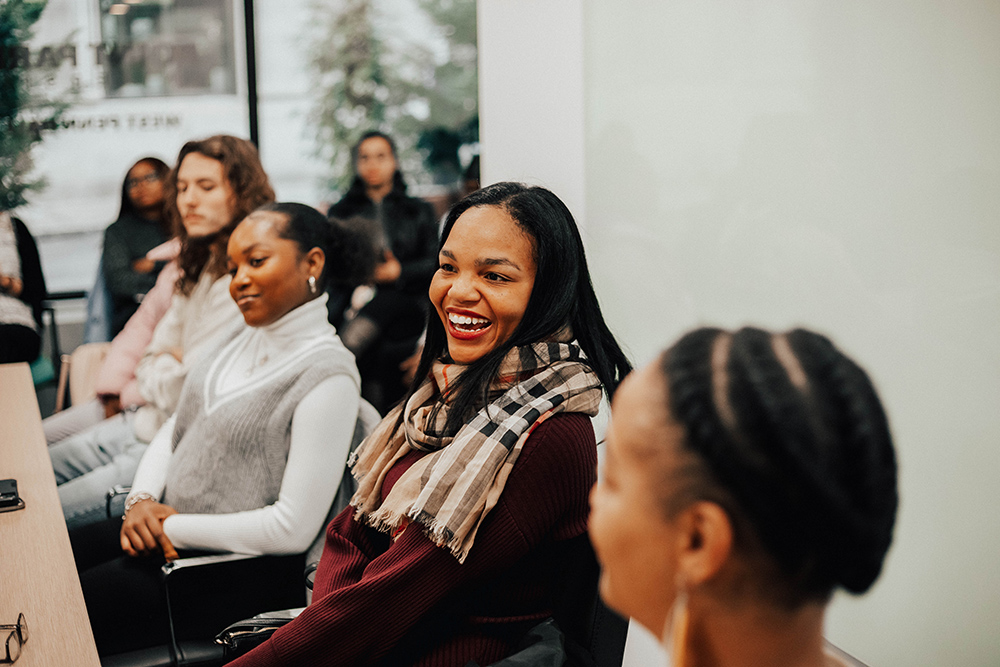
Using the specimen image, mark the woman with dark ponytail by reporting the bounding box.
[589,326,898,666]
[72,203,377,656]
[229,183,631,667]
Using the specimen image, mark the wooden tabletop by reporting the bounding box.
[0,363,100,666]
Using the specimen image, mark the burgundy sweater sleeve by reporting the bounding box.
[227,412,597,667]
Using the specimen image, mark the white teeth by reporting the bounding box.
[449,313,489,326]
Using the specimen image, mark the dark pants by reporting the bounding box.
[355,288,427,414]
[69,520,307,656]
[0,323,40,363]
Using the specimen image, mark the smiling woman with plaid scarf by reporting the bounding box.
[228,183,632,667]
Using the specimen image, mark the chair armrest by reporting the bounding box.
[106,484,131,520]
[304,561,318,590]
[161,552,260,578]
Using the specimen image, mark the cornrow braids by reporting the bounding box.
[786,329,898,593]
[662,326,898,607]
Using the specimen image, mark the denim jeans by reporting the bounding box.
[42,397,105,444]
[49,412,149,530]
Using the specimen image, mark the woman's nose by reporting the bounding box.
[232,266,251,288]
[448,274,478,302]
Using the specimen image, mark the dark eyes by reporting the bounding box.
[437,263,510,283]
[228,257,266,276]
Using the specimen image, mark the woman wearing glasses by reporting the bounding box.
[102,157,173,336]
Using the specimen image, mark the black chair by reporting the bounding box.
[97,401,380,667]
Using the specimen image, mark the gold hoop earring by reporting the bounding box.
[662,575,689,666]
[308,275,317,294]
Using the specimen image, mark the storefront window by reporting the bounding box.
[97,0,236,97]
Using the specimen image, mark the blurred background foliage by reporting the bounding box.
[1,0,67,211]
[309,0,478,194]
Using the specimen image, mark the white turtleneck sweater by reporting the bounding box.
[129,295,361,555]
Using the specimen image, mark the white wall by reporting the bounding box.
[477,0,587,223]
[480,1,1000,665]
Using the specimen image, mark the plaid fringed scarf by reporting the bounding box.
[349,338,603,563]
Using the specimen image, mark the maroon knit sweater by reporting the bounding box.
[228,412,599,667]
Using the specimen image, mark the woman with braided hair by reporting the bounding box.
[589,326,898,667]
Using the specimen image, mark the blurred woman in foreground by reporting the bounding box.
[589,327,898,667]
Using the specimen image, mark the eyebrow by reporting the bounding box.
[234,242,262,255]
[439,249,523,271]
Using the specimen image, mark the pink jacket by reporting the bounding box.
[93,239,180,407]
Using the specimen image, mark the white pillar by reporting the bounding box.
[476,0,587,226]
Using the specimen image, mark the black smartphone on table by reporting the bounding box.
[0,478,25,512]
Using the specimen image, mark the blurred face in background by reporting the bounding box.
[126,160,165,212]
[356,136,397,192]
[176,152,235,238]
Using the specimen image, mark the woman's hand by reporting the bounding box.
[374,250,402,284]
[100,394,123,419]
[120,499,179,561]
[132,257,157,274]
[0,274,22,297]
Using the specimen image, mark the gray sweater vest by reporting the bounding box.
[163,332,359,515]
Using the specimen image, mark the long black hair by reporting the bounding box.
[660,326,898,606]
[404,182,632,434]
[255,202,376,292]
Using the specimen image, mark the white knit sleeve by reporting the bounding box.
[128,414,176,500]
[162,374,359,555]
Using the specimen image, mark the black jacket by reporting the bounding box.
[11,216,47,329]
[327,180,439,296]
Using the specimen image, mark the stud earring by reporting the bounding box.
[308,275,317,294]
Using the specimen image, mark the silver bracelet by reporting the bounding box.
[122,492,157,519]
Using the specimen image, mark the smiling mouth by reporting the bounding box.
[448,312,491,332]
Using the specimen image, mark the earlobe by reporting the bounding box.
[677,501,733,585]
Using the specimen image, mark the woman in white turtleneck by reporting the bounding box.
[72,203,376,657]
